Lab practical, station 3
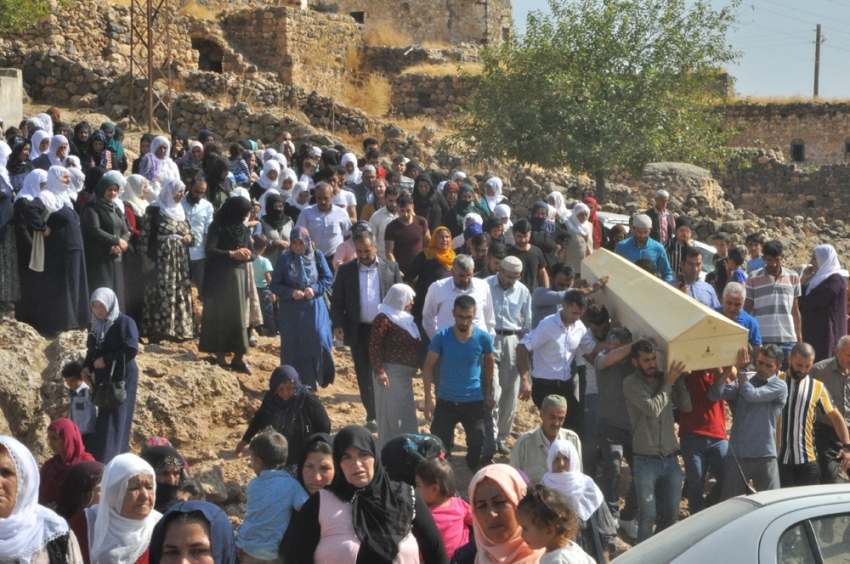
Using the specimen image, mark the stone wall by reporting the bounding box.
[220,7,362,95]
[726,102,850,166]
[390,73,476,118]
[313,0,511,46]
[360,45,480,75]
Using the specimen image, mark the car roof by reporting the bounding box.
[735,484,850,508]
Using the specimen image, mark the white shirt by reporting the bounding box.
[358,261,381,323]
[540,544,596,564]
[181,197,214,261]
[422,277,495,339]
[369,206,398,258]
[520,312,595,382]
[332,190,356,209]
[295,204,352,257]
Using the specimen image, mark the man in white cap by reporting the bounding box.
[486,255,532,456]
[646,189,675,245]
[615,214,674,283]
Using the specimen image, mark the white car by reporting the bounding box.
[596,211,717,280]
[613,484,850,563]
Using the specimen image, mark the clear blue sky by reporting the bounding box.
[511,0,850,99]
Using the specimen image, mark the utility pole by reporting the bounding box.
[814,24,821,99]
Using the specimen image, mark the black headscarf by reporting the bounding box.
[149,501,237,564]
[321,148,340,168]
[263,193,288,231]
[7,136,32,177]
[206,156,232,203]
[140,445,188,513]
[85,129,110,171]
[214,195,252,247]
[296,433,333,490]
[198,129,215,144]
[328,426,414,564]
[55,460,105,519]
[266,365,309,429]
[170,128,189,160]
[71,122,91,154]
[380,433,446,487]
[412,172,437,212]
[91,175,121,211]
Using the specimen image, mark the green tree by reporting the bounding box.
[455,0,741,200]
[0,0,73,32]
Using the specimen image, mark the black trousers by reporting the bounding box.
[779,461,820,488]
[815,422,845,484]
[431,398,487,471]
[531,377,582,435]
[350,323,376,421]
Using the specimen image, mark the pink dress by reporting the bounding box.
[430,497,473,559]
[314,489,421,564]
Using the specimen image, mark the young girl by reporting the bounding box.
[516,484,595,564]
[414,457,473,560]
[299,157,317,191]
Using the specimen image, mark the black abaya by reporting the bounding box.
[81,201,129,310]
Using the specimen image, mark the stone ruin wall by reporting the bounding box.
[390,73,476,120]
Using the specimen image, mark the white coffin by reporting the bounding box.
[581,248,748,371]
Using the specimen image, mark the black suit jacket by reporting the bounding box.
[645,207,675,243]
[330,257,403,347]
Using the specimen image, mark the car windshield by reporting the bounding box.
[698,245,716,274]
[611,498,758,563]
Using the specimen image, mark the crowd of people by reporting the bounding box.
[1,110,850,564]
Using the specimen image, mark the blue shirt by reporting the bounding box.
[730,268,747,283]
[747,256,766,274]
[530,287,567,329]
[687,280,720,308]
[715,306,762,346]
[486,275,531,332]
[429,326,495,402]
[181,197,214,261]
[237,470,309,561]
[708,374,787,458]
[614,236,674,283]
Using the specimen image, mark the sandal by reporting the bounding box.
[231,360,253,375]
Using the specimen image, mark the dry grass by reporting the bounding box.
[108,0,133,6]
[737,95,850,104]
[178,1,218,20]
[336,73,393,116]
[362,20,412,47]
[400,62,483,76]
[420,40,452,49]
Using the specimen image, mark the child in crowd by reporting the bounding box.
[726,246,748,283]
[176,477,206,502]
[414,457,473,560]
[229,143,251,185]
[252,235,276,341]
[61,361,97,451]
[299,158,317,191]
[237,431,308,564]
[516,484,595,564]
[249,199,262,234]
[745,232,766,274]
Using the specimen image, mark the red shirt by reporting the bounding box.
[678,370,727,440]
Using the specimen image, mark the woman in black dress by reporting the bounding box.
[82,175,130,310]
[24,166,89,334]
[199,196,255,372]
[81,287,140,464]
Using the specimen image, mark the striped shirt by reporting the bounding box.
[777,373,835,465]
[745,267,801,343]
[664,239,689,277]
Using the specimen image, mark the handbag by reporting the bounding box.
[93,352,127,409]
[29,210,51,272]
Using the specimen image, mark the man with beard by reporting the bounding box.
[180,174,214,293]
[623,340,689,542]
[776,342,850,487]
[369,184,399,259]
[812,337,850,484]
[615,214,674,284]
[710,345,787,500]
[295,182,352,266]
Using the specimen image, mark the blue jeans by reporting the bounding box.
[680,433,728,514]
[633,455,682,542]
[257,287,275,336]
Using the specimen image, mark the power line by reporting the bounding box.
[760,0,850,29]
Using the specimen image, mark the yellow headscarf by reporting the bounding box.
[423,226,456,271]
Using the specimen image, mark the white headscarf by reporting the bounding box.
[121,175,149,216]
[287,181,310,211]
[0,140,10,186]
[148,136,180,182]
[230,187,251,202]
[258,187,282,217]
[341,152,361,186]
[16,169,47,201]
[152,178,186,222]
[547,192,570,224]
[29,131,50,161]
[451,170,467,184]
[494,203,512,229]
[36,113,53,134]
[262,148,277,163]
[272,153,288,170]
[542,440,605,522]
[279,168,298,198]
[36,166,72,213]
[464,212,483,227]
[484,177,503,211]
[257,160,281,191]
[63,155,86,196]
[90,287,121,345]
[86,454,161,564]
[378,284,419,339]
[807,244,845,295]
[46,135,68,167]
[566,202,591,239]
[0,436,70,564]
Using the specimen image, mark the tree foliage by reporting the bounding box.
[0,0,73,33]
[455,0,741,197]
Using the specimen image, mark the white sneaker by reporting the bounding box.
[619,518,638,540]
